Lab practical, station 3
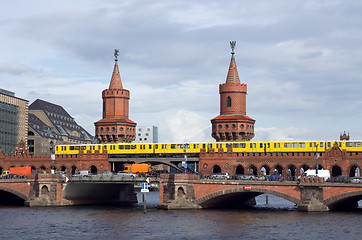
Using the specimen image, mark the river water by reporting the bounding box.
[0,192,361,240]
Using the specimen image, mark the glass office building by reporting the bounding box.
[0,89,28,154]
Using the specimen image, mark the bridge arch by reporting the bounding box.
[195,187,301,208]
[331,164,342,177]
[273,164,284,175]
[0,185,28,204]
[324,190,362,210]
[299,164,310,174]
[212,165,221,173]
[235,165,245,174]
[247,165,257,175]
[261,165,271,175]
[134,159,184,173]
[347,164,360,177]
[90,165,98,174]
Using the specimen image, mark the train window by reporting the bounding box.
[339,143,341,147]
[75,146,80,150]
[226,143,232,148]
[98,146,100,150]
[253,143,256,148]
[299,143,305,148]
[70,146,75,150]
[165,145,167,149]
[171,144,176,149]
[292,143,298,148]
[119,145,124,150]
[260,143,263,148]
[56,146,58,151]
[278,143,280,148]
[104,146,107,150]
[131,145,136,149]
[354,142,361,147]
[328,142,331,148]
[81,146,86,150]
[149,145,152,149]
[274,143,276,148]
[240,143,246,148]
[233,143,239,148]
[185,144,190,149]
[346,142,353,147]
[320,142,323,147]
[284,143,290,148]
[203,144,206,149]
[267,143,270,148]
[125,145,130,150]
[310,143,312,147]
[155,145,158,149]
[250,143,252,148]
[197,144,199,148]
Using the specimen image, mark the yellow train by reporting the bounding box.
[54,140,362,156]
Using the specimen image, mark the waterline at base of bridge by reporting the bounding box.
[158,174,362,212]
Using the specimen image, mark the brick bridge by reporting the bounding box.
[0,174,137,206]
[159,174,362,212]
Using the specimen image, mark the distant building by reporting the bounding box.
[134,126,158,143]
[28,99,94,155]
[0,89,29,154]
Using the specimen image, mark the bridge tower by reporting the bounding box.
[211,41,255,142]
[94,49,137,143]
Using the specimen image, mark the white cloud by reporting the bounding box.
[160,110,212,142]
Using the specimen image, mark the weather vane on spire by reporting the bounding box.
[114,49,119,61]
[230,41,236,54]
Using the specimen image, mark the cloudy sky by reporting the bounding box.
[1,0,362,143]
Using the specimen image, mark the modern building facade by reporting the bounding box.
[0,89,28,154]
[94,50,137,143]
[134,126,158,143]
[211,41,255,142]
[28,99,94,155]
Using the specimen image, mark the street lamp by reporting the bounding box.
[315,144,319,175]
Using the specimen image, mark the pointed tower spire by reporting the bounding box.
[225,41,241,85]
[109,49,123,90]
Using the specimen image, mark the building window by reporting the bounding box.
[227,96,231,107]
[120,127,123,131]
[240,124,244,129]
[218,125,222,129]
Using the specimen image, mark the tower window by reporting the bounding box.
[227,96,231,107]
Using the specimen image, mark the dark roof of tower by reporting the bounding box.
[211,114,255,121]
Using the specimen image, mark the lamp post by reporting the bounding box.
[315,144,319,175]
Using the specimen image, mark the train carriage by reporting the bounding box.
[154,143,204,155]
[55,144,105,155]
